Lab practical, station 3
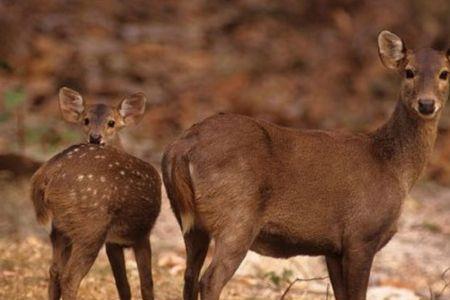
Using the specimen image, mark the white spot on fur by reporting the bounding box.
[120,170,125,176]
[93,189,97,196]
[115,162,120,166]
[100,176,106,182]
[77,175,84,181]
[74,148,79,152]
[79,153,86,158]
[109,164,113,168]
[89,147,95,150]
[95,155,101,159]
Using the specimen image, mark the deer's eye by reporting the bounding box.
[405,69,415,79]
[84,118,90,126]
[439,70,448,80]
[108,120,115,128]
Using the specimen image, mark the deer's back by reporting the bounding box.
[36,144,161,244]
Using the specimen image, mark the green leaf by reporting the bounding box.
[0,112,11,123]
[4,87,26,110]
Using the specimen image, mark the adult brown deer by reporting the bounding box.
[162,31,450,300]
[31,89,161,300]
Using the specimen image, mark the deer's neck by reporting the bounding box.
[371,100,439,190]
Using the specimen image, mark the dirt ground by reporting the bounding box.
[0,173,449,300]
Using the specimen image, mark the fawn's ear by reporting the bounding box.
[118,92,146,126]
[59,87,84,123]
[446,49,450,62]
[378,30,407,70]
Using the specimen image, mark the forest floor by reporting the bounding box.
[0,176,449,300]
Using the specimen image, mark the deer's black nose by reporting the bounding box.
[89,134,102,144]
[418,99,436,115]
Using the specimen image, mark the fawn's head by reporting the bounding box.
[378,30,450,120]
[59,87,146,146]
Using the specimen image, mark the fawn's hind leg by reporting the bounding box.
[133,237,154,300]
[48,226,71,300]
[60,237,104,300]
[106,243,131,300]
[183,228,210,300]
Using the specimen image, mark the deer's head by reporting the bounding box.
[58,87,146,146]
[378,30,450,120]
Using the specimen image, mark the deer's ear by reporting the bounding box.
[59,87,84,123]
[378,30,407,70]
[446,49,450,62]
[118,92,146,126]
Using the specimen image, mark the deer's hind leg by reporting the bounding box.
[106,243,131,300]
[60,234,105,300]
[133,237,154,300]
[198,198,261,300]
[183,228,210,300]
[199,226,258,300]
[48,225,72,300]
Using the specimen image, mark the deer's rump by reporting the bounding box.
[32,144,161,245]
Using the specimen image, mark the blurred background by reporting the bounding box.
[0,1,449,299]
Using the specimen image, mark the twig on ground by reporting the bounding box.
[428,267,449,300]
[279,275,328,300]
[436,267,450,299]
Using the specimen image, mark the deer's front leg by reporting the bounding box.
[342,242,376,300]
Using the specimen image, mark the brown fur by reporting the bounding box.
[162,31,450,300]
[31,144,161,300]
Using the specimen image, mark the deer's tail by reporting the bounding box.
[30,168,51,225]
[162,146,195,234]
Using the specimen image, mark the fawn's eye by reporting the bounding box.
[108,120,115,128]
[84,118,90,126]
[439,70,448,80]
[405,69,415,79]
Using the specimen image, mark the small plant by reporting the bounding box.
[2,86,27,152]
[422,221,442,233]
[264,268,294,287]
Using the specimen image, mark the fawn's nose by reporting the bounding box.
[417,99,436,116]
[89,133,102,144]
